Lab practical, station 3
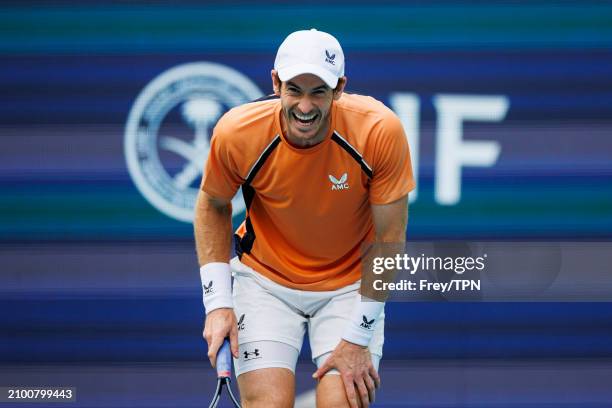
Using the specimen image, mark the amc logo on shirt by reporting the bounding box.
[329,173,349,190]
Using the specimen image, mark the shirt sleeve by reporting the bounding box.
[200,119,244,200]
[368,111,416,205]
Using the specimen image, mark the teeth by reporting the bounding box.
[294,112,316,121]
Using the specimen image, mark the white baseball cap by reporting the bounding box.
[274,29,345,89]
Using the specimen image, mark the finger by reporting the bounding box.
[312,357,332,379]
[229,324,239,358]
[355,377,370,408]
[202,321,209,342]
[369,365,381,388]
[207,335,223,368]
[364,374,376,403]
[341,374,359,408]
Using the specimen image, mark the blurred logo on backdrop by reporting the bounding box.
[124,62,263,222]
[125,62,510,222]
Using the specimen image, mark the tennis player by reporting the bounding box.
[195,29,415,408]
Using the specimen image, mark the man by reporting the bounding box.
[195,29,415,408]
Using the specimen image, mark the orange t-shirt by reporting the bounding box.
[202,93,415,291]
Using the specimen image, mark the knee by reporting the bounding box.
[317,373,373,408]
[318,393,365,408]
[317,393,350,408]
[317,375,359,408]
[237,368,295,408]
[241,391,293,408]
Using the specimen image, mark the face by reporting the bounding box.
[272,70,346,147]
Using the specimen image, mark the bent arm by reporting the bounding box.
[195,190,240,363]
[319,197,410,407]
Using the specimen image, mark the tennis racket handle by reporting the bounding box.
[216,338,232,378]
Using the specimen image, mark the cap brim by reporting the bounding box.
[277,63,339,89]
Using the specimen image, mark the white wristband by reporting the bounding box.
[341,295,385,347]
[200,262,233,314]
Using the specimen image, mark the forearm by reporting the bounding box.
[374,200,408,291]
[194,190,233,266]
[343,196,409,346]
[365,195,409,298]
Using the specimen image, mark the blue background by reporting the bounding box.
[1,1,611,407]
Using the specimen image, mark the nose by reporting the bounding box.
[296,96,315,114]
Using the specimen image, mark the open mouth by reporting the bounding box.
[292,111,318,127]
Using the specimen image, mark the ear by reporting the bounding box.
[333,76,347,100]
[271,69,282,96]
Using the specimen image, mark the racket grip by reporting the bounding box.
[216,338,232,378]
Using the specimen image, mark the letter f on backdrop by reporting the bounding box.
[434,95,509,205]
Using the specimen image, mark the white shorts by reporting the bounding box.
[230,257,384,377]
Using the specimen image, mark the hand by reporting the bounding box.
[312,340,381,408]
[202,308,239,367]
